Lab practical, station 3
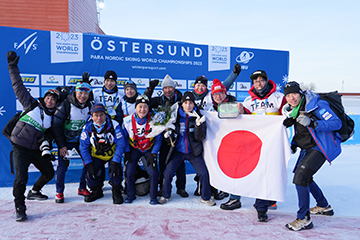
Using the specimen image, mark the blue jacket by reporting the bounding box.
[79,114,127,165]
[173,104,206,157]
[290,90,342,162]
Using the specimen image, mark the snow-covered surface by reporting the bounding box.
[0,145,359,239]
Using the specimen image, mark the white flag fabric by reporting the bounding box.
[202,111,291,202]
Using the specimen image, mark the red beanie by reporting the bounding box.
[211,79,226,95]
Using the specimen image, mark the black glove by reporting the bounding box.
[291,145,298,154]
[124,152,131,164]
[149,79,159,90]
[147,154,157,170]
[109,161,120,178]
[283,117,296,128]
[7,51,19,67]
[86,162,97,180]
[82,72,92,84]
[233,63,241,76]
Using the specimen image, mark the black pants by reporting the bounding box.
[12,144,54,208]
[158,140,186,190]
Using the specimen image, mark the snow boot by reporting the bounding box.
[112,185,123,205]
[15,205,27,222]
[84,185,104,202]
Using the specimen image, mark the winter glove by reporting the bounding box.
[283,117,296,128]
[86,162,98,180]
[82,72,93,84]
[233,63,242,76]
[291,145,298,154]
[296,115,312,127]
[7,51,19,67]
[109,161,120,178]
[164,129,177,139]
[147,153,157,170]
[149,79,159,90]
[124,152,131,164]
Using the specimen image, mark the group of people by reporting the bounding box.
[6,51,342,232]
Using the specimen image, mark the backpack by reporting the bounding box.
[318,91,355,142]
[2,101,39,140]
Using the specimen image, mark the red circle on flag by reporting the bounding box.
[218,130,262,178]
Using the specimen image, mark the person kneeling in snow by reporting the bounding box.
[159,92,215,206]
[80,104,127,204]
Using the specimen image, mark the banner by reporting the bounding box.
[203,112,291,202]
[0,25,289,187]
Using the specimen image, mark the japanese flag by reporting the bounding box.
[202,111,291,202]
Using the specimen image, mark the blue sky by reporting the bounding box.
[99,0,360,92]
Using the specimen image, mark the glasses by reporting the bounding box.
[213,92,226,97]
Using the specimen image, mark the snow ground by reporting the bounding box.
[0,145,359,239]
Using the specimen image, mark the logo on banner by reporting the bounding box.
[131,78,148,88]
[51,31,83,63]
[41,74,63,86]
[14,32,38,54]
[20,74,39,85]
[208,45,230,72]
[237,82,251,91]
[66,76,83,86]
[235,51,254,64]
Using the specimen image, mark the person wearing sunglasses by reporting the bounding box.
[222,70,287,223]
[52,79,92,204]
[282,81,341,231]
[6,51,59,222]
[93,71,125,124]
[144,74,188,198]
[122,95,163,205]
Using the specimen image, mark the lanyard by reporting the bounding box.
[102,91,118,108]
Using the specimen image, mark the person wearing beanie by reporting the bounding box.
[192,63,242,110]
[79,103,128,204]
[221,69,287,223]
[282,81,342,231]
[6,51,59,221]
[159,91,216,207]
[117,80,141,119]
[122,95,162,205]
[52,78,93,204]
[93,70,124,124]
[210,79,237,112]
[144,74,187,198]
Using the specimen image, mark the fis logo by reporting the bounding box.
[14,32,38,54]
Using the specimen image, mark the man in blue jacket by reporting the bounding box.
[282,81,342,231]
[80,104,127,204]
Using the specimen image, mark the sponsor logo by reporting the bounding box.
[41,74,63,86]
[235,51,254,64]
[20,74,39,85]
[131,78,148,88]
[14,32,38,54]
[237,82,251,91]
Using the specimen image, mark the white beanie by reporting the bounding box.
[161,74,176,89]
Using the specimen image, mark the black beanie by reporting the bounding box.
[284,81,303,96]
[104,70,117,81]
[135,95,150,107]
[181,91,195,104]
[195,76,208,87]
